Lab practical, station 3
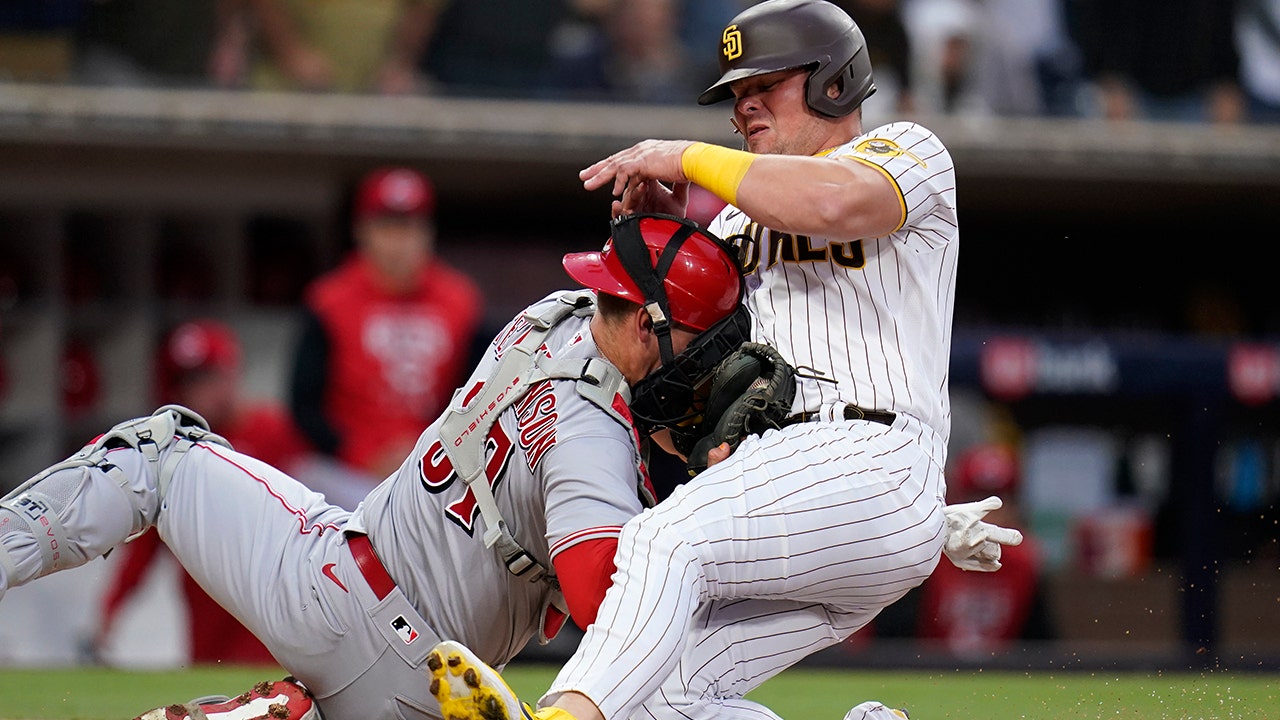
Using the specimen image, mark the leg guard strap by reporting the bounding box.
[3,404,230,506]
[0,491,71,572]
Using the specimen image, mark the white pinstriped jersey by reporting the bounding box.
[347,292,649,665]
[709,121,958,449]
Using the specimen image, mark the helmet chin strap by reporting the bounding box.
[610,214,698,365]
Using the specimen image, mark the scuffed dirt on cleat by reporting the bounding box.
[479,696,507,720]
[268,702,290,719]
[254,681,275,696]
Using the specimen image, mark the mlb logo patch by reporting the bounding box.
[391,614,419,645]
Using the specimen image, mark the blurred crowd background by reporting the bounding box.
[1,0,1278,124]
[1,0,1278,677]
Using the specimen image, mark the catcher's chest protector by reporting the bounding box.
[437,291,636,589]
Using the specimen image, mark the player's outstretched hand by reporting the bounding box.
[613,179,690,219]
[581,140,696,199]
[942,496,1024,572]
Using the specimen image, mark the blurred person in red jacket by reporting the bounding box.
[915,441,1055,656]
[92,319,310,665]
[288,167,484,506]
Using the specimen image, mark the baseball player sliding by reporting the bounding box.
[0,215,751,720]
[431,2,1021,720]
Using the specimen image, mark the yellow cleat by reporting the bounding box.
[427,641,532,720]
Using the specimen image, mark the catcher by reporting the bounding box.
[0,214,753,720]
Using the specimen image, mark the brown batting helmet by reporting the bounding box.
[698,0,876,118]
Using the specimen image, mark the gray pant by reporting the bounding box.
[1,440,444,720]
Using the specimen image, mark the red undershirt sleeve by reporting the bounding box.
[552,536,619,630]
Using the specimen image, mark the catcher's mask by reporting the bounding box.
[697,0,876,118]
[562,213,749,434]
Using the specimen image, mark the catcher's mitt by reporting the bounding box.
[683,342,796,476]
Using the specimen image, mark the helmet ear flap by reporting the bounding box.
[805,45,876,117]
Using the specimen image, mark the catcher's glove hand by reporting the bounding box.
[684,342,796,476]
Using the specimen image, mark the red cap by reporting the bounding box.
[354,167,435,221]
[950,443,1019,501]
[157,320,240,397]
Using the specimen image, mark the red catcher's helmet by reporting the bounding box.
[157,320,241,399]
[565,214,750,436]
[698,0,876,118]
[354,167,436,221]
[562,214,741,332]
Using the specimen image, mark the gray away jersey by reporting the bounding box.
[347,291,649,666]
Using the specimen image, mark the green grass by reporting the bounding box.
[0,664,1276,720]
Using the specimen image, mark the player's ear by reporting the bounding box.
[635,307,656,346]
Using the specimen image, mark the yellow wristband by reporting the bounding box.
[681,142,757,207]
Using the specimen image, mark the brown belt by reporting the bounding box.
[783,404,896,427]
[346,532,396,601]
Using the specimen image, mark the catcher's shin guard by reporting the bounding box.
[133,678,316,720]
[427,641,534,720]
[0,405,230,593]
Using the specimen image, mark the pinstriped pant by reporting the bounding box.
[544,415,947,720]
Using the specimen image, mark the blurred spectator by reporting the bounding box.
[288,167,483,506]
[971,0,1084,117]
[1236,0,1280,123]
[901,0,984,115]
[834,0,916,119]
[606,0,687,103]
[245,0,442,93]
[420,0,613,99]
[0,0,83,83]
[1075,0,1243,124]
[914,442,1055,656]
[73,0,248,88]
[92,319,309,665]
[59,338,101,419]
[605,0,746,104]
[672,0,750,98]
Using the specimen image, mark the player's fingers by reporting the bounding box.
[580,155,621,190]
[671,182,690,211]
[624,180,650,214]
[706,442,732,468]
[984,524,1024,547]
[613,167,638,198]
[610,199,625,219]
[975,495,1004,513]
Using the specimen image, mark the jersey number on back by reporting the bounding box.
[417,427,516,535]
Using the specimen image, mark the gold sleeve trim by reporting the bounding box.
[846,155,907,233]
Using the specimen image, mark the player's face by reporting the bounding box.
[356,215,434,289]
[640,326,700,379]
[730,69,840,156]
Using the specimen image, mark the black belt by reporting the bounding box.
[782,404,896,427]
[346,531,396,601]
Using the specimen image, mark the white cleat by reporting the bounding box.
[844,700,909,720]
